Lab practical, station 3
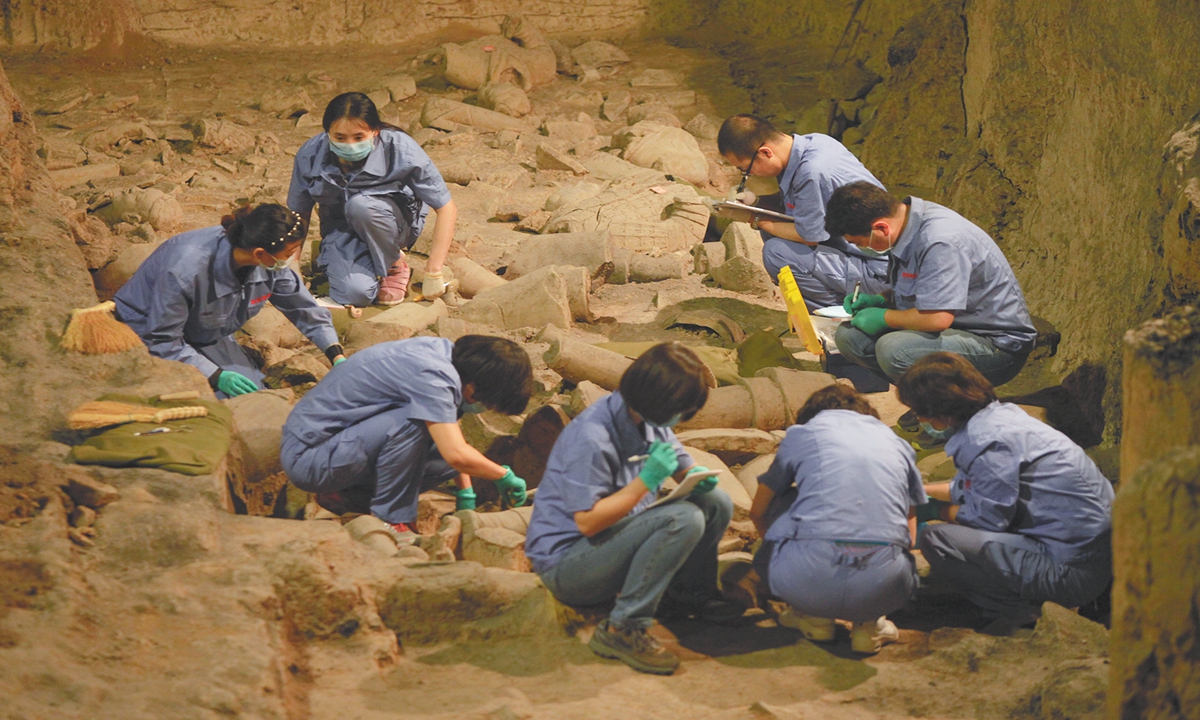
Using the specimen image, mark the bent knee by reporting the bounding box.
[329,273,379,307]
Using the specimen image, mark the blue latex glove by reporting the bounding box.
[639,440,679,493]
[217,371,258,396]
[915,499,947,523]
[687,465,718,495]
[844,292,888,314]
[333,356,346,366]
[455,487,477,512]
[495,466,527,507]
[850,307,890,336]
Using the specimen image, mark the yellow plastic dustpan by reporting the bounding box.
[777,266,824,356]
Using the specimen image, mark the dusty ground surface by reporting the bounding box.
[0,32,1115,720]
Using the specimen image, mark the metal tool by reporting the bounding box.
[627,454,649,463]
[133,426,193,436]
[851,281,861,307]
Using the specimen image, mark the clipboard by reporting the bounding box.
[648,470,723,508]
[710,200,795,223]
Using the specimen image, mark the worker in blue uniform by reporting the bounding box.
[288,92,457,307]
[525,343,741,675]
[717,114,889,310]
[826,182,1037,392]
[899,353,1114,633]
[281,335,532,540]
[749,384,925,654]
[113,203,343,398]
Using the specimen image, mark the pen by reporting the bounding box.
[851,282,861,306]
[628,454,649,462]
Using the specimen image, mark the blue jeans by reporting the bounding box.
[319,193,427,306]
[761,236,889,311]
[834,325,1029,386]
[919,524,1112,618]
[539,490,733,629]
[281,407,459,523]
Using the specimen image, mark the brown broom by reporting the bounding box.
[68,401,209,430]
[62,301,144,354]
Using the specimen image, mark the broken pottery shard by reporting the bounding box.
[83,122,158,150]
[629,68,684,87]
[681,447,750,515]
[735,453,774,499]
[602,90,631,121]
[49,162,120,189]
[343,322,414,354]
[421,97,526,133]
[380,73,418,103]
[65,473,120,509]
[684,113,721,141]
[535,143,587,175]
[613,121,709,185]
[241,303,307,348]
[567,380,610,417]
[570,41,630,72]
[692,242,727,274]
[707,256,776,297]
[544,338,632,390]
[479,82,531,118]
[367,299,448,333]
[224,389,294,515]
[194,119,255,154]
[627,103,682,128]
[258,87,315,116]
[457,266,572,330]
[502,230,613,278]
[675,428,781,457]
[447,257,507,298]
[92,187,183,232]
[93,239,166,300]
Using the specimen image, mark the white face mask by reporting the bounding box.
[858,246,890,259]
[261,256,289,272]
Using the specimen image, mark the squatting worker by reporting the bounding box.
[113,203,344,399]
[899,353,1113,633]
[525,343,742,676]
[281,336,532,541]
[749,385,925,655]
[288,92,457,307]
[717,114,889,310]
[827,182,1036,408]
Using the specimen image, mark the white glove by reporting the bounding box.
[422,271,447,299]
[734,190,758,206]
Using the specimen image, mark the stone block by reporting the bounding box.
[223,389,294,515]
[721,221,766,265]
[684,113,720,141]
[682,446,751,517]
[458,266,572,330]
[567,380,609,417]
[343,322,414,354]
[675,428,780,457]
[64,472,119,509]
[692,242,726,274]
[381,73,418,103]
[93,238,165,301]
[735,453,774,499]
[707,256,775,297]
[49,161,120,189]
[502,231,612,278]
[241,303,308,349]
[602,90,631,121]
[536,143,587,175]
[367,298,448,333]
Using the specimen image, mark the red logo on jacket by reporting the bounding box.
[250,293,272,305]
[901,272,917,279]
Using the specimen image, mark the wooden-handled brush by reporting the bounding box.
[62,301,144,354]
[68,401,209,430]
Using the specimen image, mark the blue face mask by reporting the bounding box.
[329,136,374,162]
[460,400,486,415]
[919,421,956,443]
[647,413,683,429]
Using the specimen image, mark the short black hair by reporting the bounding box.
[824,181,903,238]
[796,384,880,425]
[452,335,533,415]
[896,352,997,426]
[323,92,383,132]
[619,342,709,425]
[717,114,787,159]
[220,203,306,252]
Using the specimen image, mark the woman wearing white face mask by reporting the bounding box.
[113,204,344,398]
[287,92,457,307]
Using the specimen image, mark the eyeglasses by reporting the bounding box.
[736,145,764,194]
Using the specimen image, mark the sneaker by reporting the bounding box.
[656,594,746,624]
[383,521,418,546]
[376,259,411,306]
[897,409,920,433]
[850,616,900,654]
[778,608,836,642]
[588,619,681,675]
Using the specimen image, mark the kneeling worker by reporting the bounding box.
[826,182,1036,392]
[525,343,741,675]
[281,336,532,539]
[899,353,1113,632]
[717,114,890,310]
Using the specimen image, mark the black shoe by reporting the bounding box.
[897,409,920,433]
[589,619,680,675]
[656,593,746,623]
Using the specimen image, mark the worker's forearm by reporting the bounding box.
[575,482,649,537]
[442,444,506,480]
[424,201,457,273]
[748,485,777,539]
[885,308,955,333]
[923,482,952,502]
[757,219,815,246]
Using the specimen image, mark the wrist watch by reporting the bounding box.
[750,215,760,230]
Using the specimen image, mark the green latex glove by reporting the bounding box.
[844,292,888,314]
[333,356,346,366]
[687,465,718,495]
[217,371,258,396]
[496,466,527,507]
[850,307,890,336]
[639,440,679,493]
[915,500,947,523]
[455,487,477,512]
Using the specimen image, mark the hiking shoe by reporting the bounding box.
[656,594,746,624]
[376,259,411,306]
[850,616,900,654]
[383,521,418,546]
[897,409,920,433]
[778,608,836,642]
[588,619,680,675]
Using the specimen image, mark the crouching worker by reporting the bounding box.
[749,384,926,654]
[113,204,344,399]
[281,336,533,540]
[899,353,1114,633]
[524,343,740,675]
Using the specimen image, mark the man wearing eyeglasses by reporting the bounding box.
[717,114,890,310]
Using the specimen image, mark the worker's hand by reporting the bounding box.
[217,371,258,396]
[421,271,447,299]
[734,190,758,206]
[639,440,679,493]
[455,487,477,512]
[686,465,718,495]
[850,307,891,336]
[495,466,527,507]
[844,292,888,314]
